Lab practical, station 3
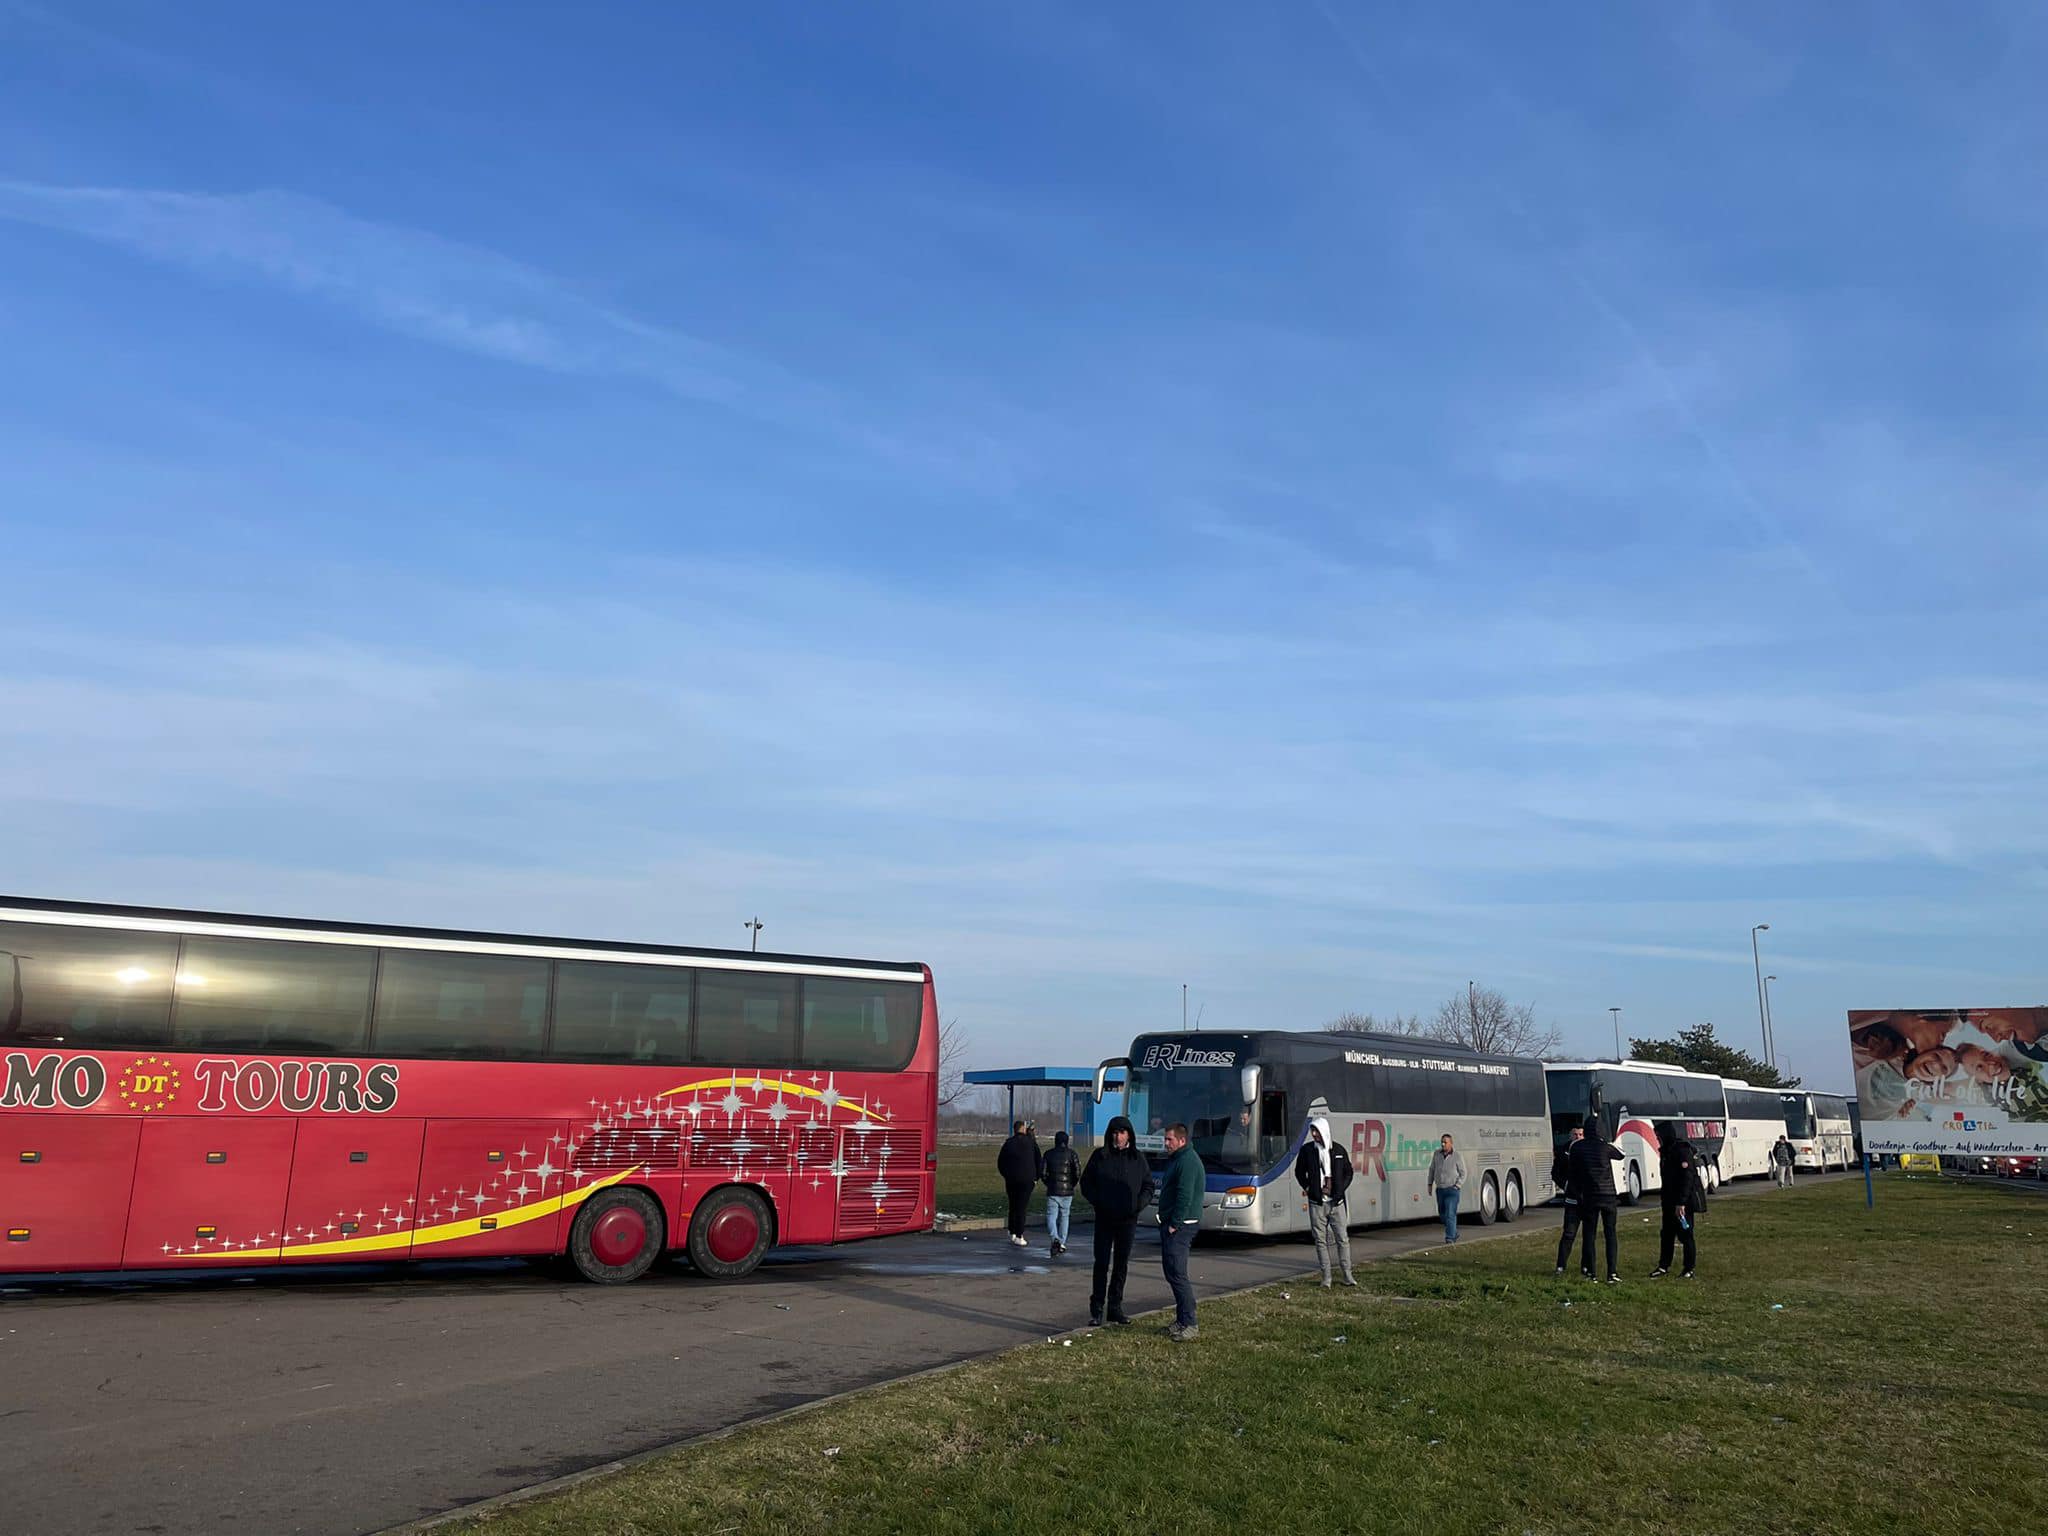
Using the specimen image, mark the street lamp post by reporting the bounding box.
[744,917,764,952]
[1750,924,1771,1068]
[1609,1006,1622,1061]
[1763,975,1778,1072]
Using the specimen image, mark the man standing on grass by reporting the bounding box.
[1294,1116,1357,1287]
[1157,1122,1204,1341]
[996,1119,1042,1249]
[1081,1115,1153,1326]
[1569,1116,1625,1284]
[1773,1135,1796,1188]
[1042,1129,1079,1258]
[1427,1133,1467,1244]
[1552,1124,1586,1275]
[1650,1126,1705,1280]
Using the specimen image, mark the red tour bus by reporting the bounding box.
[0,897,937,1282]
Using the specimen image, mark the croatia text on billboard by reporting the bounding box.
[1849,1008,2048,1154]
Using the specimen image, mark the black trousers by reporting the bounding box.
[1578,1201,1618,1277]
[1555,1203,1583,1270]
[1091,1218,1137,1317]
[1004,1181,1033,1239]
[1658,1206,1697,1272]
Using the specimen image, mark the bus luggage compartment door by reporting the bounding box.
[1,1115,143,1271]
[123,1117,297,1267]
[281,1117,426,1262]
[414,1119,570,1258]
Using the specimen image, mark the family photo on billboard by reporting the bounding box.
[1849,1008,2048,1153]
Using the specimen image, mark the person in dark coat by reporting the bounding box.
[1078,1115,1153,1326]
[1551,1124,1586,1275]
[1650,1128,1707,1278]
[1041,1129,1080,1257]
[1567,1116,1624,1283]
[1293,1115,1356,1287]
[995,1120,1042,1249]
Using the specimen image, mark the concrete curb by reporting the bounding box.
[381,1172,1849,1533]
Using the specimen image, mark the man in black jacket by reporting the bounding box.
[1568,1117,1624,1283]
[1650,1127,1706,1278]
[1293,1116,1356,1287]
[1041,1129,1080,1257]
[1079,1115,1154,1326]
[1551,1124,1585,1275]
[995,1120,1042,1250]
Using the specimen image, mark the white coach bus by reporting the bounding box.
[1719,1080,1790,1180]
[1542,1060,1730,1203]
[1779,1090,1855,1171]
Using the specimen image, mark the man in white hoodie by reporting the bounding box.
[1291,1116,1357,1288]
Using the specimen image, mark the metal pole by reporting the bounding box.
[1750,924,1771,1066]
[1762,975,1778,1072]
[1864,1150,1875,1208]
[1609,1006,1622,1060]
[1182,983,1187,1032]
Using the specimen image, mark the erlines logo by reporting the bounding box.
[1141,1043,1237,1070]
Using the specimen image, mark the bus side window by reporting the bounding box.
[1258,1089,1288,1166]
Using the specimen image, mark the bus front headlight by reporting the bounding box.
[1222,1187,1257,1209]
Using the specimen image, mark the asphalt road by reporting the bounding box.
[0,1174,1842,1536]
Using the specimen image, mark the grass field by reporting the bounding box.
[933,1140,1093,1222]
[458,1176,2048,1535]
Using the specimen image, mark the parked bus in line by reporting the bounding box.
[1542,1060,1729,1203]
[1090,1029,1553,1235]
[1719,1080,1790,1181]
[1779,1089,1855,1171]
[1,898,937,1283]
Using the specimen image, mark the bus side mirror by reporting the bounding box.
[1093,1056,1128,1105]
[1241,1065,1259,1106]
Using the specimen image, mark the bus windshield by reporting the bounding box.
[1781,1097,1816,1138]
[1125,1066,1255,1174]
[1546,1069,1595,1142]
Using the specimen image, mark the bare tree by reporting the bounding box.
[1430,984,1560,1058]
[936,1016,972,1108]
[1322,1011,1424,1035]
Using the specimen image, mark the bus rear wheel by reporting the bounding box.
[687,1186,774,1280]
[569,1187,665,1284]
[1501,1172,1523,1222]
[1475,1172,1500,1225]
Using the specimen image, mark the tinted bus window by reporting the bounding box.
[801,978,919,1071]
[551,961,693,1063]
[0,920,175,1048]
[695,972,798,1066]
[373,949,548,1059]
[170,936,374,1054]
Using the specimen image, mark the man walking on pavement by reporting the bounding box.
[1293,1116,1356,1287]
[1772,1134,1796,1188]
[1079,1116,1152,1327]
[1157,1122,1205,1341]
[1041,1129,1079,1258]
[1427,1133,1467,1243]
[996,1119,1042,1248]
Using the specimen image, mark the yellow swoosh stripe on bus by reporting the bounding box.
[176,1168,639,1262]
[657,1074,886,1121]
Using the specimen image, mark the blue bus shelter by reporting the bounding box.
[963,1065,1126,1143]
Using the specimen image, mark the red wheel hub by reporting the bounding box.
[590,1205,648,1267]
[706,1203,759,1265]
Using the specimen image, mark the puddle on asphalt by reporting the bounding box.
[847,1262,1052,1277]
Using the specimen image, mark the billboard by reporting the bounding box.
[1848,1008,2048,1154]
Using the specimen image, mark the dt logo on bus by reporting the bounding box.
[118,1056,181,1114]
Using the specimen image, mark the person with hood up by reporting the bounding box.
[1041,1129,1080,1257]
[1649,1126,1706,1279]
[996,1119,1043,1249]
[1079,1115,1153,1326]
[1156,1121,1205,1341]
[1293,1116,1357,1287]
[1567,1115,1624,1283]
[1551,1124,1586,1274]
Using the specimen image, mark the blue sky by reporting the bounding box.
[2,3,2043,1090]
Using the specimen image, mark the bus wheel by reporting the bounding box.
[1622,1164,1643,1206]
[569,1187,665,1284]
[1476,1172,1500,1226]
[1501,1172,1523,1222]
[687,1186,773,1280]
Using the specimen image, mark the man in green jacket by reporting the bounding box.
[1157,1122,1205,1341]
